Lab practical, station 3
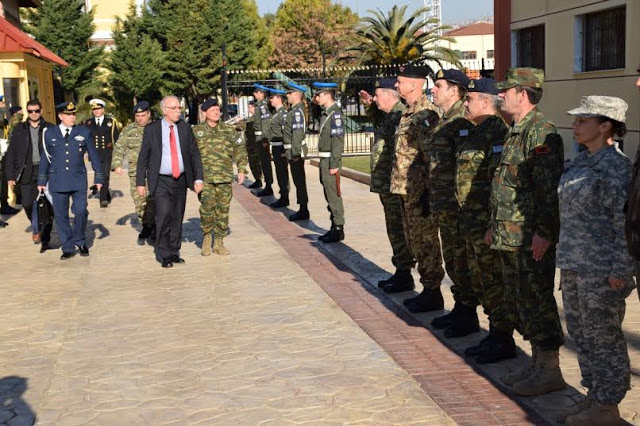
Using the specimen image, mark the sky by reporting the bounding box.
[255,0,494,24]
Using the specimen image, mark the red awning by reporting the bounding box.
[0,15,68,66]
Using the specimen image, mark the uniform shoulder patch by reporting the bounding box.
[459,129,469,137]
[535,145,550,155]
[330,112,344,136]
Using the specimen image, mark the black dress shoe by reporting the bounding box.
[0,221,8,228]
[288,210,310,221]
[270,198,289,208]
[170,255,185,264]
[137,235,146,246]
[60,251,76,260]
[248,179,262,189]
[100,200,109,208]
[256,187,273,197]
[77,245,90,256]
[320,227,344,243]
[0,206,19,215]
[161,259,173,268]
[40,242,50,254]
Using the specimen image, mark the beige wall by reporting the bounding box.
[444,34,495,61]
[86,0,140,44]
[511,0,640,159]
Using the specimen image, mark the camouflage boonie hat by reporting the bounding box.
[567,96,628,123]
[495,67,545,90]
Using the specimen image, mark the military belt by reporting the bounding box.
[283,144,292,149]
[271,142,283,147]
[318,152,331,158]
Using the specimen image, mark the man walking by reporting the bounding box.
[85,99,119,207]
[267,88,290,208]
[112,101,155,245]
[136,96,203,268]
[37,102,104,259]
[284,83,310,221]
[193,98,247,256]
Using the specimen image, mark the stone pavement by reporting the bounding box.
[0,173,453,425]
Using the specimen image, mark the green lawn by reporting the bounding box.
[341,156,370,174]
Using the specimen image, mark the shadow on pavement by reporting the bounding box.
[85,220,110,248]
[0,376,36,425]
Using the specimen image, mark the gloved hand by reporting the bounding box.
[420,191,431,217]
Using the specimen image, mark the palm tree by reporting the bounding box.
[350,5,461,71]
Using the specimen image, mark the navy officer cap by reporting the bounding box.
[312,82,338,95]
[285,82,308,93]
[132,101,150,114]
[200,98,219,111]
[254,84,270,93]
[56,101,77,113]
[397,63,429,79]
[375,77,397,90]
[467,78,499,95]
[435,68,471,87]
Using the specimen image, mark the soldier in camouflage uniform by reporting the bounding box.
[244,101,263,188]
[193,98,248,256]
[560,96,635,425]
[313,82,345,243]
[267,88,290,208]
[360,77,416,291]
[253,85,274,197]
[112,101,155,245]
[389,65,445,301]
[284,83,310,221]
[489,68,565,396]
[457,79,515,364]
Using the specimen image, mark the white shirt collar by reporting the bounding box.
[59,124,73,134]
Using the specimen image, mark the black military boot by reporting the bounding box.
[138,225,152,246]
[382,270,414,293]
[289,206,310,221]
[443,304,480,338]
[403,288,444,313]
[248,179,262,189]
[320,225,344,243]
[465,325,497,357]
[270,197,289,208]
[430,302,464,329]
[256,186,273,197]
[474,330,517,364]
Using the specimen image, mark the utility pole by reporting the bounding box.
[221,43,229,121]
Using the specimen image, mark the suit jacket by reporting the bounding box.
[4,119,54,183]
[37,125,104,192]
[84,116,119,151]
[136,119,203,194]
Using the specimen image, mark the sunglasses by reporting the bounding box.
[27,109,41,113]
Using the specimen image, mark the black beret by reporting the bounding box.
[467,78,499,95]
[132,101,150,114]
[397,64,429,79]
[434,69,471,87]
[200,98,219,111]
[375,77,397,90]
[9,106,22,115]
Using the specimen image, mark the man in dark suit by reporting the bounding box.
[85,98,119,207]
[5,99,55,251]
[136,95,204,268]
[37,102,104,259]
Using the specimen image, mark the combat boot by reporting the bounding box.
[289,206,310,221]
[256,186,273,197]
[565,401,620,426]
[404,288,444,313]
[201,233,213,256]
[320,226,344,243]
[465,325,497,357]
[444,304,480,338]
[382,270,414,293]
[474,330,517,364]
[502,345,539,386]
[213,239,230,255]
[431,302,464,329]
[270,197,289,208]
[248,179,262,189]
[512,348,566,396]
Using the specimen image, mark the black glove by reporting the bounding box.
[420,191,431,217]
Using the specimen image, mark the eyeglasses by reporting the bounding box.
[27,109,41,113]
[164,106,182,111]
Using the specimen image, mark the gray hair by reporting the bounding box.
[161,95,179,108]
[479,93,502,111]
[382,88,400,99]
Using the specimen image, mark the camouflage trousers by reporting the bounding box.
[500,249,564,350]
[379,193,415,271]
[460,214,511,331]
[561,270,630,405]
[128,175,154,227]
[399,192,443,288]
[440,211,476,307]
[245,138,262,182]
[199,182,232,240]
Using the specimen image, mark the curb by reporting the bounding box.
[308,159,371,186]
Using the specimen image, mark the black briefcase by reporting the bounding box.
[36,190,53,229]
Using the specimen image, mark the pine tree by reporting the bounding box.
[23,0,103,97]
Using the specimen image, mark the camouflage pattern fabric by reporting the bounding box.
[7,112,23,137]
[380,193,415,271]
[440,211,475,304]
[561,270,630,405]
[370,101,404,194]
[199,182,232,238]
[495,67,545,90]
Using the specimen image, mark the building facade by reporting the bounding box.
[85,0,147,46]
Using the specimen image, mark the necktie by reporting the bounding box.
[64,128,70,142]
[169,124,180,178]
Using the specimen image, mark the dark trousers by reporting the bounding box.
[22,167,52,242]
[289,158,308,205]
[271,145,289,199]
[98,150,112,202]
[51,190,88,253]
[154,174,187,260]
[0,156,9,208]
[257,141,273,186]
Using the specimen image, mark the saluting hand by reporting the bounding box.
[194,182,204,194]
[137,186,146,197]
[359,90,373,105]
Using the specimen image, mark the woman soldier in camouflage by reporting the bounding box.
[558,96,635,425]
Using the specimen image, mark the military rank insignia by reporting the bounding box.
[330,113,344,136]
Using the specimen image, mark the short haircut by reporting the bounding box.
[27,99,42,108]
[516,86,543,105]
[478,93,501,111]
[160,95,179,108]
[443,80,467,100]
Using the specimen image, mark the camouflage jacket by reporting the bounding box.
[557,145,636,282]
[269,106,287,142]
[369,101,403,194]
[111,122,147,176]
[424,100,475,213]
[456,114,508,218]
[317,103,344,169]
[489,108,564,251]
[193,121,248,184]
[252,99,271,141]
[283,102,307,158]
[390,95,440,196]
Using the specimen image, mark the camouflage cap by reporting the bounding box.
[567,95,628,123]
[495,67,545,90]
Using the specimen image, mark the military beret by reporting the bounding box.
[200,98,219,111]
[312,82,338,95]
[467,78,499,95]
[285,82,308,93]
[9,106,22,115]
[268,88,287,97]
[567,95,628,123]
[56,102,77,113]
[496,67,545,90]
[375,77,397,90]
[89,98,106,109]
[253,84,270,93]
[132,101,150,114]
[397,64,429,79]
[434,69,470,87]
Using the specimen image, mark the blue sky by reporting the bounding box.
[255,0,494,24]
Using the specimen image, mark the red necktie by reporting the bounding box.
[169,124,180,178]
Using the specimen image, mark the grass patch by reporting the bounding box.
[341,156,371,174]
